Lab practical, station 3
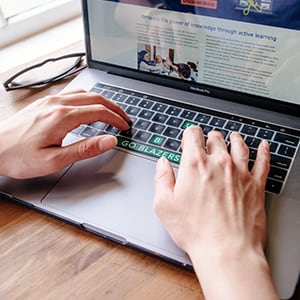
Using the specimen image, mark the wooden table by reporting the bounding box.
[0,42,203,300]
[1,41,299,300]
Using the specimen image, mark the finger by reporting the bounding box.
[229,132,249,172]
[59,104,131,132]
[153,156,176,217]
[57,92,131,123]
[181,125,206,161]
[251,140,270,181]
[206,130,227,154]
[55,134,117,166]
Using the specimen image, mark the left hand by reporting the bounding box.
[0,90,130,179]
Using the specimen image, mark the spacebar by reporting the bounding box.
[116,136,181,164]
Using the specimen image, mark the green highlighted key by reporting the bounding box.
[150,135,165,146]
[182,121,197,129]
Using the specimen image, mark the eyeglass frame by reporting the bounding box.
[3,52,87,91]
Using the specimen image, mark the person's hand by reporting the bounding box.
[0,90,131,179]
[154,126,279,299]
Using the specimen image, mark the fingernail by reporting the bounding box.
[98,135,117,152]
[262,140,270,150]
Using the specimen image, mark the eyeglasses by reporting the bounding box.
[3,52,87,91]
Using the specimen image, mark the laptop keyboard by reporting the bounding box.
[72,82,300,195]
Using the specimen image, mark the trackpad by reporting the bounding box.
[42,149,189,262]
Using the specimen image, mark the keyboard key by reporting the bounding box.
[106,125,120,134]
[249,148,257,160]
[152,103,168,112]
[126,106,141,116]
[266,178,283,194]
[269,141,279,153]
[135,119,151,130]
[164,139,181,151]
[165,106,182,116]
[125,96,141,105]
[268,167,287,182]
[149,123,166,134]
[225,121,242,131]
[129,116,137,125]
[180,110,196,120]
[138,109,155,120]
[80,126,99,137]
[195,113,211,124]
[278,145,296,158]
[112,93,128,102]
[257,129,274,140]
[72,125,85,135]
[101,90,115,99]
[150,135,165,146]
[241,124,258,136]
[200,125,213,135]
[153,113,168,123]
[120,128,137,138]
[274,132,299,147]
[139,99,154,109]
[163,127,181,138]
[182,121,197,129]
[117,103,127,110]
[270,154,291,169]
[94,83,105,89]
[210,117,226,127]
[166,117,184,127]
[90,87,103,94]
[245,137,262,149]
[134,130,151,142]
[90,121,107,130]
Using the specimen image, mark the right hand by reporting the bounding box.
[154,126,278,300]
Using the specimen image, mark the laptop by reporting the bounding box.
[1,0,299,298]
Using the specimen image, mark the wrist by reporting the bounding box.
[188,246,279,300]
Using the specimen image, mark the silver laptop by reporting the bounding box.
[1,1,299,298]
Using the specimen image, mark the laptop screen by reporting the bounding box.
[84,0,300,114]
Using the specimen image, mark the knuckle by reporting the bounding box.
[77,140,97,159]
[185,153,206,170]
[38,106,70,124]
[52,105,70,118]
[42,94,61,104]
[217,152,233,169]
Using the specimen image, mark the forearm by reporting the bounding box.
[190,249,279,300]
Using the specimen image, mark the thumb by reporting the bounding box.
[61,134,117,164]
[153,156,176,216]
